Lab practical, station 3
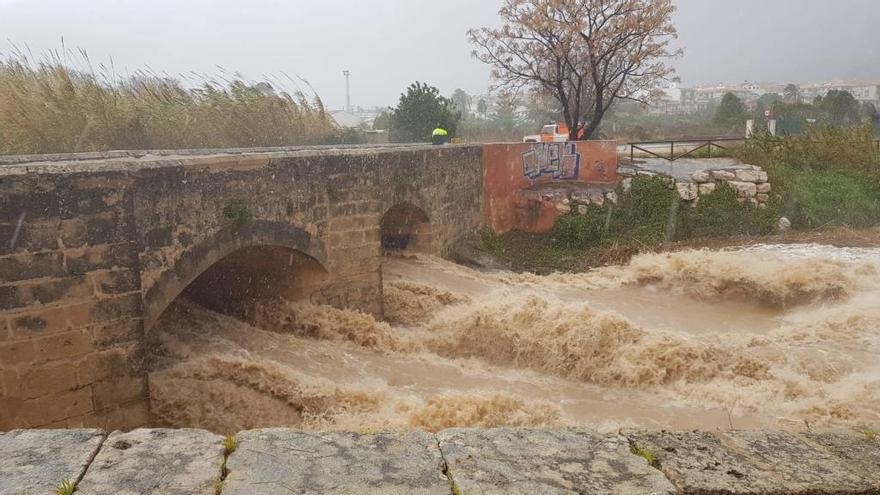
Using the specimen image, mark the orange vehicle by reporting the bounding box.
[523,122,570,143]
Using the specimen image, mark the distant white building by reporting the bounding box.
[800,81,880,105]
[648,82,705,114]
[330,107,384,128]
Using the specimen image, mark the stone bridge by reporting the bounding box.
[0,141,617,430]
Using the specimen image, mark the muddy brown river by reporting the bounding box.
[147,245,880,434]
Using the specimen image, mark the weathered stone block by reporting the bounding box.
[0,429,105,495]
[756,193,770,203]
[90,294,142,322]
[64,243,139,275]
[76,346,136,387]
[223,429,448,495]
[675,182,699,201]
[734,169,769,182]
[712,170,736,181]
[586,190,605,206]
[30,328,93,364]
[0,251,65,283]
[555,202,572,213]
[59,214,127,249]
[76,429,224,495]
[728,181,758,197]
[21,361,79,399]
[0,192,61,222]
[90,270,140,295]
[439,428,675,495]
[698,182,717,195]
[9,300,97,338]
[802,430,880,486]
[722,430,874,492]
[0,276,93,311]
[0,340,35,366]
[756,182,772,193]
[0,218,61,255]
[691,170,713,183]
[15,387,94,427]
[624,429,776,493]
[91,319,144,349]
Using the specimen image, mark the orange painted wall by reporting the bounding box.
[483,141,617,234]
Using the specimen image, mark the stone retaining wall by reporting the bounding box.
[2,427,877,494]
[618,160,772,207]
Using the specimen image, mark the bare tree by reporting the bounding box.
[469,0,678,140]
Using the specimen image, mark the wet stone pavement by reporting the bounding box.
[0,427,878,494]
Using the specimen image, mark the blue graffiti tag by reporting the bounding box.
[521,143,581,180]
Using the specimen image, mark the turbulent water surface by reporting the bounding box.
[147,244,880,434]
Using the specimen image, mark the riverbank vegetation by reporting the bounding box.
[0,53,351,155]
[483,125,880,273]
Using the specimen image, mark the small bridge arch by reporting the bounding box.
[143,220,328,330]
[380,202,433,254]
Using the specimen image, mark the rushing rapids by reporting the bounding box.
[146,245,880,434]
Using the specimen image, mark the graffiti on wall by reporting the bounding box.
[521,142,581,180]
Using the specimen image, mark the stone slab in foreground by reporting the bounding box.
[222,429,448,495]
[0,429,105,495]
[625,429,880,494]
[75,428,225,495]
[438,428,676,495]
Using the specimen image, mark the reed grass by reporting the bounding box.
[0,49,343,154]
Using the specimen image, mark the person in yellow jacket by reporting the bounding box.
[432,125,449,145]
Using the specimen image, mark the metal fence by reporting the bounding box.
[627,138,745,162]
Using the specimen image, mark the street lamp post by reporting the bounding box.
[342,70,351,112]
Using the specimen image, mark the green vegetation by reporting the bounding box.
[738,125,880,229]
[630,444,661,469]
[677,183,777,239]
[485,125,880,273]
[484,176,778,273]
[55,479,76,495]
[216,435,237,494]
[862,427,877,441]
[223,201,254,227]
[714,92,747,129]
[550,176,774,249]
[222,435,237,455]
[388,82,460,142]
[0,52,351,155]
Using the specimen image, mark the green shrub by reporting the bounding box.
[677,183,776,239]
[610,175,679,244]
[552,204,607,248]
[739,124,879,173]
[550,176,683,249]
[786,169,880,228]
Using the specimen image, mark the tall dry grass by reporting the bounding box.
[0,51,345,154]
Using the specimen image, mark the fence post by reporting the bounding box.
[670,141,674,160]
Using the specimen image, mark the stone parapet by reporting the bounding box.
[1,427,878,494]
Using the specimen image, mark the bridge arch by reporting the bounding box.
[143,220,328,330]
[380,202,432,254]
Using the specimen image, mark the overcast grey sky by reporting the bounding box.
[1,0,878,110]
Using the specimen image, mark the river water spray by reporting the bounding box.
[147,245,880,433]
